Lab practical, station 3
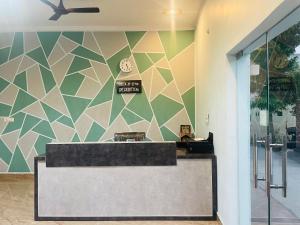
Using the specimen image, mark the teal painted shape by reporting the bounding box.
[89,77,114,107]
[85,122,105,142]
[0,103,11,117]
[57,115,74,128]
[37,32,61,57]
[0,47,10,65]
[20,114,41,137]
[13,71,27,91]
[41,102,62,122]
[158,30,194,60]
[122,109,143,125]
[72,133,80,142]
[32,120,56,139]
[0,139,12,165]
[60,72,85,95]
[27,47,49,69]
[109,89,125,125]
[182,87,195,129]
[8,146,30,172]
[133,53,153,73]
[147,53,164,63]
[125,32,146,49]
[2,112,25,134]
[9,33,24,60]
[62,32,84,45]
[40,65,56,93]
[151,94,183,126]
[160,126,179,141]
[0,77,10,92]
[107,46,131,78]
[35,135,52,155]
[157,67,173,83]
[127,90,153,122]
[63,95,91,122]
[71,46,105,63]
[11,90,37,115]
[67,56,91,75]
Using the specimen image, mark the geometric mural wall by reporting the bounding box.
[0,30,195,172]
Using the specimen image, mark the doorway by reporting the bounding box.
[250,14,300,225]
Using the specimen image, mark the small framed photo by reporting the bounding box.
[180,125,191,135]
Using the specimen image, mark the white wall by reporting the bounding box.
[195,0,284,225]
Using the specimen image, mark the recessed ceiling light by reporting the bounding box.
[163,9,182,16]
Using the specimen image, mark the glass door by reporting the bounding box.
[250,19,300,225]
[250,36,270,225]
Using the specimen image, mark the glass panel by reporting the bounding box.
[268,21,300,225]
[250,34,269,225]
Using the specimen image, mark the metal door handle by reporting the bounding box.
[253,134,266,189]
[266,136,287,198]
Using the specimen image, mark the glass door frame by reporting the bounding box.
[244,6,300,225]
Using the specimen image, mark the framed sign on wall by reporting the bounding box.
[116,80,142,94]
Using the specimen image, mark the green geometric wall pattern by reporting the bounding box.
[0,31,195,172]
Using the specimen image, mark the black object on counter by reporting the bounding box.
[176,132,214,154]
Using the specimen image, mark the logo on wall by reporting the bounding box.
[115,80,142,94]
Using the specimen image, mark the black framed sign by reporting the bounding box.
[116,80,142,94]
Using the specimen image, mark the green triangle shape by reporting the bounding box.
[11,90,37,115]
[27,47,49,69]
[107,46,131,78]
[147,53,164,63]
[122,109,143,125]
[0,47,10,65]
[40,65,56,93]
[20,114,41,137]
[8,146,30,172]
[160,126,179,141]
[85,122,105,142]
[37,32,61,57]
[0,103,11,117]
[32,120,56,139]
[182,87,195,130]
[72,133,80,142]
[109,90,126,125]
[62,32,84,45]
[71,46,105,63]
[9,33,24,60]
[151,94,184,126]
[41,102,63,122]
[0,139,12,165]
[60,72,85,95]
[35,135,52,155]
[3,112,26,134]
[13,71,27,91]
[0,77,10,92]
[63,95,91,122]
[158,30,194,60]
[89,77,114,107]
[57,115,74,128]
[133,53,153,73]
[127,90,153,122]
[67,56,91,75]
[157,67,173,84]
[125,32,146,49]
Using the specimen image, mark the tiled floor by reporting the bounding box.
[0,175,221,225]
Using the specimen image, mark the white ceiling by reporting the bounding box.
[0,0,204,32]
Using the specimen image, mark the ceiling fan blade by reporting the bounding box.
[49,13,62,21]
[68,7,100,13]
[40,0,58,10]
[58,0,65,10]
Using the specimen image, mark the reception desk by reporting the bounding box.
[34,142,217,221]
